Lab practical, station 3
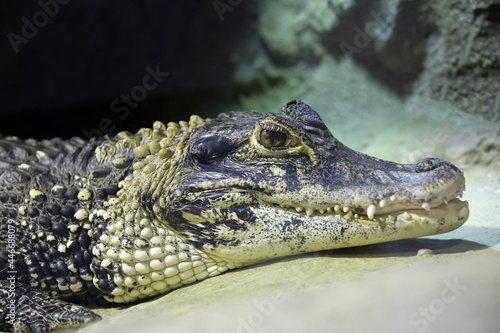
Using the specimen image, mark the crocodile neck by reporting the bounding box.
[88,118,241,303]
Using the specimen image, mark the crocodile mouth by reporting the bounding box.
[186,185,468,226]
[254,177,468,227]
[279,197,468,225]
[182,165,469,230]
[250,158,470,228]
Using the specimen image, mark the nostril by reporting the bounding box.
[416,158,447,172]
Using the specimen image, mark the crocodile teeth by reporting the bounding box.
[458,206,468,219]
[367,204,376,220]
[444,199,449,204]
[295,207,303,212]
[343,206,349,213]
[421,202,431,212]
[319,208,326,214]
[334,205,340,212]
[402,211,411,220]
[306,208,314,217]
[379,199,387,208]
[390,195,396,201]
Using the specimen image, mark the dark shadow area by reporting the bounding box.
[281,237,488,262]
[322,0,425,96]
[434,225,500,249]
[474,3,500,27]
[0,1,256,138]
[0,89,233,139]
[324,238,487,258]
[242,237,488,273]
[0,98,161,140]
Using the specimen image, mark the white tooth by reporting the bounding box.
[421,202,431,212]
[345,211,353,219]
[327,207,332,213]
[367,204,376,220]
[334,205,340,212]
[306,208,314,216]
[420,217,428,223]
[402,211,411,220]
[388,215,395,222]
[379,199,387,208]
[458,206,468,219]
[354,214,359,219]
[390,195,396,201]
[343,206,349,213]
[319,208,326,214]
[444,199,449,204]
[296,207,303,212]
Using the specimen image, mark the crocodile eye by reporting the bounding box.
[259,129,289,148]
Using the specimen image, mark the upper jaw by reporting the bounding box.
[254,164,468,223]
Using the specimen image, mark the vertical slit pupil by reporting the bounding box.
[261,130,287,147]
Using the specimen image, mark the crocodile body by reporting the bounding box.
[0,101,469,332]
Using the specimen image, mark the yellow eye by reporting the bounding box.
[259,129,289,148]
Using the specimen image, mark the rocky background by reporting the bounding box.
[0,0,499,132]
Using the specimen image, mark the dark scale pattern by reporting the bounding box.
[51,186,66,197]
[0,135,135,332]
[65,188,79,200]
[0,286,101,332]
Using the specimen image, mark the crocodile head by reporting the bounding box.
[167,100,469,265]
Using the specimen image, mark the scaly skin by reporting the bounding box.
[0,100,469,332]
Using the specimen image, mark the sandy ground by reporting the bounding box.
[82,251,500,333]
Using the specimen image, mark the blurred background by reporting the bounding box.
[0,1,498,144]
[0,1,256,138]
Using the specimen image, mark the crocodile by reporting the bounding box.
[0,100,469,332]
